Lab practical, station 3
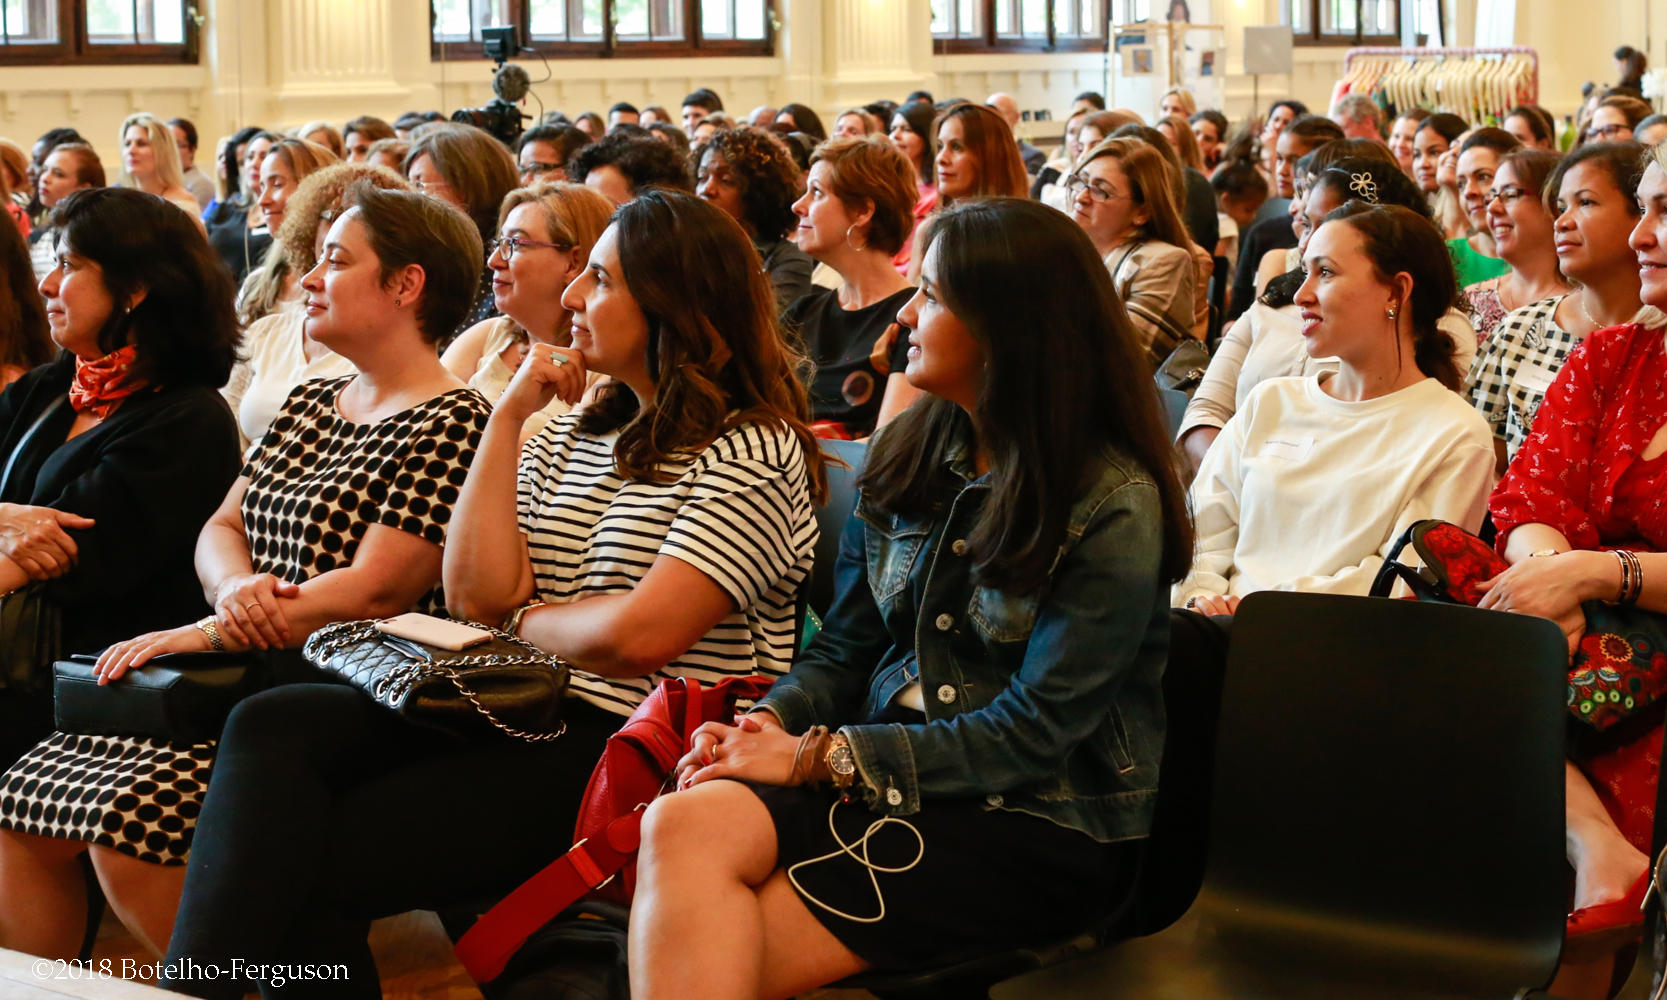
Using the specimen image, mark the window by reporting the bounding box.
[933,0,1105,52]
[1287,0,1442,44]
[0,0,197,64]
[432,0,772,59]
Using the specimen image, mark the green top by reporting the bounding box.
[1448,236,1511,288]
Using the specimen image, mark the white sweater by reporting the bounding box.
[1175,374,1496,604]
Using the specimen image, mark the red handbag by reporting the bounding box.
[454,674,773,984]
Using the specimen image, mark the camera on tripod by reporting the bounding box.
[451,24,530,147]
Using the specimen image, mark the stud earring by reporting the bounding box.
[1386,307,1396,320]
[394,298,402,307]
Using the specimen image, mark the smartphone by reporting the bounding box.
[374,613,494,652]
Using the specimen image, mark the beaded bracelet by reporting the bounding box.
[789,725,830,786]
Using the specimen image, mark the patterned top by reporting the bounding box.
[516,415,817,717]
[1464,294,1575,460]
[241,377,492,614]
[1462,279,1506,345]
[1491,323,1667,554]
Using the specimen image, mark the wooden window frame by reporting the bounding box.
[1289,0,1401,47]
[934,0,1107,55]
[431,0,775,61]
[0,0,198,66]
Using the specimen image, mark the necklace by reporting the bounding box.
[1578,289,1602,331]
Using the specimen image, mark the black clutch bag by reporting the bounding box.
[53,651,265,745]
[302,619,568,742]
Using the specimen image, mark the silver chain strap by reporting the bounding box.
[304,619,569,742]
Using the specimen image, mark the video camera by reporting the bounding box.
[451,25,530,148]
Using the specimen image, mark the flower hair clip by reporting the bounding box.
[1349,172,1380,204]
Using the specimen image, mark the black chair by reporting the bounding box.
[837,609,1231,999]
[993,592,1571,1000]
[807,438,866,621]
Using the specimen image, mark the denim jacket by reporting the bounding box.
[757,437,1170,843]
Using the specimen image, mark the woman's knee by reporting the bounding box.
[218,684,376,762]
[640,781,775,876]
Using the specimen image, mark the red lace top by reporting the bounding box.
[1490,323,1667,555]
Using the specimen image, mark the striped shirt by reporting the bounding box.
[516,415,817,717]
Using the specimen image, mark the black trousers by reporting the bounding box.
[160,683,621,999]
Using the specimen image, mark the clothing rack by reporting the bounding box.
[1339,45,1539,123]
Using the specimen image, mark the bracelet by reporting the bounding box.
[195,615,225,651]
[1615,549,1644,605]
[789,725,830,787]
[500,600,545,637]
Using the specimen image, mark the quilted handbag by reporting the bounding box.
[53,651,263,744]
[454,674,773,985]
[302,619,569,741]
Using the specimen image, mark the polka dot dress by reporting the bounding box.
[0,377,491,864]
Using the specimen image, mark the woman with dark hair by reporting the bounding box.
[1448,128,1521,287]
[694,127,815,310]
[1179,202,1494,614]
[629,196,1192,997]
[1067,136,1198,366]
[205,127,277,283]
[1639,114,1667,148]
[933,102,1029,209]
[1412,112,1469,239]
[1181,156,1477,468]
[0,211,51,387]
[1461,148,1571,343]
[404,122,521,346]
[887,100,940,272]
[0,186,241,765]
[1468,141,1658,471]
[159,190,823,999]
[0,184,493,964]
[775,102,827,141]
[1503,105,1558,152]
[1477,140,1667,965]
[1258,99,1309,181]
[786,136,921,437]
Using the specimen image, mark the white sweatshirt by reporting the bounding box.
[1174,374,1496,604]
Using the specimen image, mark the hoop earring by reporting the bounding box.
[845,224,868,252]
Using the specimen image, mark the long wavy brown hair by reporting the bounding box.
[578,189,827,502]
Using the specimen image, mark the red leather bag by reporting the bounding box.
[454,674,772,984]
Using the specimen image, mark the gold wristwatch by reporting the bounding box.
[195,615,225,651]
[824,732,856,790]
[501,600,546,637]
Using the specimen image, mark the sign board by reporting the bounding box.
[1243,25,1294,76]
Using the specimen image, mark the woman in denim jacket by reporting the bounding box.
[628,197,1194,999]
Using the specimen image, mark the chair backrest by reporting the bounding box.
[1195,592,1568,989]
[1117,608,1231,938]
[808,438,867,619]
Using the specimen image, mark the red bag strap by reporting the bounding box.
[454,808,647,984]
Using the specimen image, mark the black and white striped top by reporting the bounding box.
[516,414,817,717]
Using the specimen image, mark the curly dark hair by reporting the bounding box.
[691,127,802,239]
[568,132,693,195]
[55,187,236,389]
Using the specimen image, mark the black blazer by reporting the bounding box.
[0,354,241,653]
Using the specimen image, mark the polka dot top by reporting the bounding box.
[240,376,492,615]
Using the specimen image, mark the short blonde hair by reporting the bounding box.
[495,181,613,259]
[117,112,188,192]
[1160,87,1198,117]
[809,136,919,255]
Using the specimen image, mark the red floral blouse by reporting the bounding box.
[1491,323,1667,555]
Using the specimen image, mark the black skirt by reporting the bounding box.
[751,780,1141,971]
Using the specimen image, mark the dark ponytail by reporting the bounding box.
[1324,201,1462,390]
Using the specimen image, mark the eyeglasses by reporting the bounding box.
[1587,124,1632,141]
[520,161,563,177]
[1485,185,1529,206]
[487,236,574,262]
[410,177,455,196]
[1064,172,1130,204]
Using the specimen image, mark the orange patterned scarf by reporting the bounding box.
[68,345,147,419]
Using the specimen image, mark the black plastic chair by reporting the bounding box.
[807,438,866,621]
[838,609,1231,999]
[993,592,1571,1000]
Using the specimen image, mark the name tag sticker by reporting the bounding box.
[1258,435,1315,462]
[1513,363,1559,396]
